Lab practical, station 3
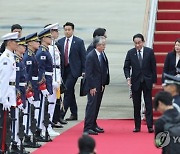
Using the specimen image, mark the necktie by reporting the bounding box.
[138,50,142,68]
[99,53,104,71]
[64,39,69,66]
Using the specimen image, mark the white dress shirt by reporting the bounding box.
[136,47,144,59]
[176,53,180,66]
[64,35,73,63]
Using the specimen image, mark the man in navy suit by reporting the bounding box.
[84,36,109,135]
[86,28,107,55]
[56,22,86,121]
[123,33,157,133]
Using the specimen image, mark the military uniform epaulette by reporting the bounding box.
[28,49,33,56]
[15,54,22,63]
[41,45,48,52]
[16,57,20,63]
[6,53,9,57]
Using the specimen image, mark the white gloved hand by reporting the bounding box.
[41,89,49,96]
[27,96,34,104]
[3,103,11,111]
[18,103,24,110]
[52,82,59,89]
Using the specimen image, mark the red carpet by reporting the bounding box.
[33,119,160,154]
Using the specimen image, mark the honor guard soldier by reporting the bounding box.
[0,24,22,56]
[12,37,30,153]
[0,32,18,153]
[23,33,44,143]
[36,28,53,139]
[44,23,63,135]
[163,73,180,112]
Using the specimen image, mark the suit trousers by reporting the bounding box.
[52,99,62,123]
[132,81,153,129]
[61,65,78,118]
[84,90,103,132]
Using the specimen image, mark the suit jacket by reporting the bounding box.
[101,51,110,86]
[86,43,94,56]
[155,108,179,154]
[163,51,177,82]
[56,36,86,78]
[123,47,157,91]
[85,49,109,92]
[86,43,110,85]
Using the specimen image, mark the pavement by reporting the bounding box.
[0,0,147,153]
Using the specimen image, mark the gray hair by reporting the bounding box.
[93,36,106,48]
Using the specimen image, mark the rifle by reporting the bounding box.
[25,102,30,135]
[37,93,44,128]
[29,104,41,148]
[17,108,25,154]
[43,96,52,142]
[6,111,12,154]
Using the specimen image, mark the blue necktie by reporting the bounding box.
[99,53,103,67]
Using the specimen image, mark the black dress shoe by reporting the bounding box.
[85,129,98,135]
[94,127,104,133]
[66,115,78,121]
[35,130,48,142]
[52,122,64,128]
[133,128,141,132]
[96,126,104,131]
[59,118,68,124]
[24,135,41,148]
[11,143,20,154]
[148,128,154,133]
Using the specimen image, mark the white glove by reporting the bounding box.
[41,89,49,96]
[3,103,11,111]
[18,103,24,110]
[27,96,34,104]
[52,82,59,89]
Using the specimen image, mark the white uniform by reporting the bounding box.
[0,49,20,144]
[48,41,61,127]
[0,49,16,107]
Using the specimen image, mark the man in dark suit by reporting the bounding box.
[123,33,157,133]
[86,28,107,55]
[56,22,86,121]
[84,36,109,135]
